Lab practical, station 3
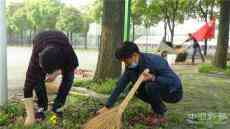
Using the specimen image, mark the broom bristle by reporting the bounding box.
[83,107,122,129]
[82,70,148,129]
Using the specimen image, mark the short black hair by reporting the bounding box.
[34,30,69,73]
[115,41,140,60]
[39,47,64,74]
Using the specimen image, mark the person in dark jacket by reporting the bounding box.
[23,30,78,126]
[184,33,205,64]
[97,41,183,126]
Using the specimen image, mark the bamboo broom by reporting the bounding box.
[46,81,108,100]
[46,81,87,96]
[82,69,149,129]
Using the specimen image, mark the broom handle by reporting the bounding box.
[118,69,149,114]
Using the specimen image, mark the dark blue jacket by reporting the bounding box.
[106,53,182,107]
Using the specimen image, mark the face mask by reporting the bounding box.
[129,62,138,68]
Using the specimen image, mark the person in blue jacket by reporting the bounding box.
[97,41,183,126]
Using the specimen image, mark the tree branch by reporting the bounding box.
[172,0,179,27]
[166,15,172,33]
[198,0,207,20]
[210,0,215,19]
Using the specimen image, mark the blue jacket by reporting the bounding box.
[106,53,182,107]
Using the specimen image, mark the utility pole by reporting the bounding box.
[0,0,8,106]
[124,0,131,41]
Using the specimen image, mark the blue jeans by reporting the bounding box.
[192,46,205,63]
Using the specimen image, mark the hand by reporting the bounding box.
[46,70,62,82]
[142,72,155,81]
[96,106,110,115]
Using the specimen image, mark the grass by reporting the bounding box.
[1,67,230,129]
[198,63,230,76]
[123,72,230,129]
[74,79,116,94]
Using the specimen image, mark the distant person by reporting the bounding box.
[184,33,205,64]
[23,30,78,126]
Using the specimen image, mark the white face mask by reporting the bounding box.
[127,54,139,68]
[128,62,138,68]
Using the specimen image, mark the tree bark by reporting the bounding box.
[166,0,178,44]
[84,32,88,49]
[132,22,135,41]
[20,30,24,45]
[145,26,148,51]
[167,17,175,44]
[66,32,68,41]
[204,14,208,56]
[29,30,32,43]
[170,0,178,44]
[163,18,167,41]
[94,0,125,80]
[162,6,168,41]
[198,0,216,56]
[170,22,175,44]
[70,32,73,43]
[213,0,230,68]
[204,0,216,56]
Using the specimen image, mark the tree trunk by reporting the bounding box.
[199,0,215,56]
[67,32,69,40]
[168,0,178,44]
[166,18,175,44]
[170,28,174,44]
[94,0,124,80]
[20,30,24,45]
[84,32,88,49]
[132,23,135,41]
[204,0,215,56]
[204,39,208,56]
[29,30,32,43]
[204,16,208,56]
[163,19,167,41]
[168,22,175,44]
[33,27,37,36]
[70,32,73,43]
[144,25,149,52]
[213,0,230,68]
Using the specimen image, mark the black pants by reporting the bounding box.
[34,72,74,111]
[192,46,205,63]
[135,82,183,115]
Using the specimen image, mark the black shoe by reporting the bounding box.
[160,102,167,113]
[52,108,63,118]
[54,111,63,118]
[35,111,46,121]
[35,107,46,121]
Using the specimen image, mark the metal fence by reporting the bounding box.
[7,32,101,49]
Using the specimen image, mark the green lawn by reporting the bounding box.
[1,66,230,129]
